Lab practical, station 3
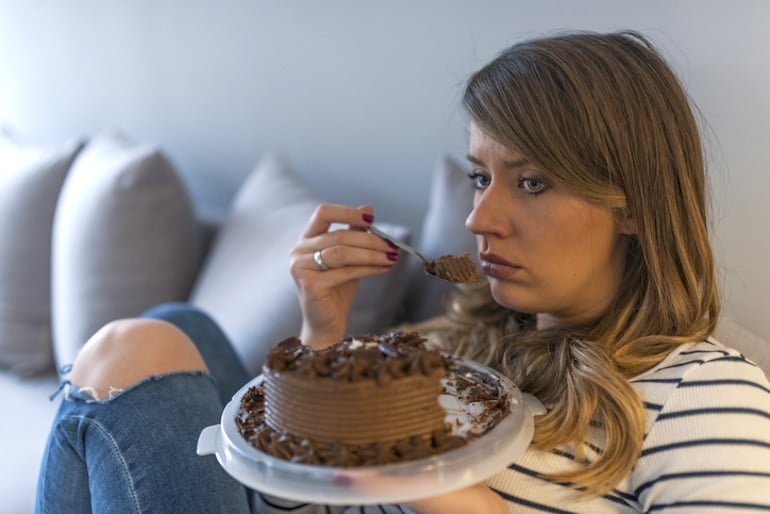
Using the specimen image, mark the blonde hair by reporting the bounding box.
[418,31,720,495]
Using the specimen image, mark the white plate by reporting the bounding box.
[197,358,544,505]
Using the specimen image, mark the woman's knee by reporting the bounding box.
[70,318,208,399]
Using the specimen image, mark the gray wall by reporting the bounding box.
[1,1,769,341]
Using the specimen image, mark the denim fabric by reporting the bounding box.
[35,303,253,514]
[140,302,251,404]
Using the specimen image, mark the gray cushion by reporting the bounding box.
[189,153,411,375]
[0,134,82,376]
[51,134,200,369]
[402,155,478,323]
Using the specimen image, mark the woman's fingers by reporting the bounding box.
[291,203,398,280]
[302,203,375,238]
[295,234,399,272]
[320,245,399,270]
[293,212,399,273]
[290,247,397,293]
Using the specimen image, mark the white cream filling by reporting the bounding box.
[439,374,517,438]
[348,337,379,350]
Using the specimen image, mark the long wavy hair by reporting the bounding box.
[416,31,720,495]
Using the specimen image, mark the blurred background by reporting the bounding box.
[1,0,768,340]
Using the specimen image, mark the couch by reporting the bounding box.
[2,132,769,514]
[0,131,479,513]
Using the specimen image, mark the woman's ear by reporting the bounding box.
[618,209,637,235]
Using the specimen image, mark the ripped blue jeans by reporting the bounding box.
[35,303,254,514]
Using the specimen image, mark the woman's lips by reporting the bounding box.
[480,253,523,278]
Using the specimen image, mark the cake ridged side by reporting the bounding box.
[264,369,447,445]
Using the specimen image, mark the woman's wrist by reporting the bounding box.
[299,323,344,350]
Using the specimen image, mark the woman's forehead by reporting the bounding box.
[468,122,529,164]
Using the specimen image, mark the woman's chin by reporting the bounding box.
[488,283,537,314]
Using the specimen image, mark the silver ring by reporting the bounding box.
[313,249,330,271]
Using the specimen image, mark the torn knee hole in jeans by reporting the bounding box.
[52,372,213,404]
[88,386,125,400]
[63,384,126,402]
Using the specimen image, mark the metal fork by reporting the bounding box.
[369,224,480,283]
[368,224,431,268]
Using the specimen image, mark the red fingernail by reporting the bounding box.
[362,213,374,223]
[387,252,399,261]
[386,240,398,249]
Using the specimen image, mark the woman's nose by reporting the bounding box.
[465,188,506,237]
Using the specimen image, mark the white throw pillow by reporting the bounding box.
[402,155,478,323]
[0,133,82,376]
[189,154,411,375]
[51,134,201,369]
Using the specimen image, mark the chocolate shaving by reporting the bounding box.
[264,331,444,384]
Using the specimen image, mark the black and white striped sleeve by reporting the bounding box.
[631,348,770,512]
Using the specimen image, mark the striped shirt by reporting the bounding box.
[487,340,770,512]
[257,340,770,513]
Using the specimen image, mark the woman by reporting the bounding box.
[36,31,770,513]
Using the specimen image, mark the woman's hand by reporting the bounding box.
[289,203,399,349]
[405,483,507,514]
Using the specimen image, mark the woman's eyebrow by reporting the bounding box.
[504,158,531,170]
[465,154,531,170]
[466,154,484,166]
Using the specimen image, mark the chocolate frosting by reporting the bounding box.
[236,331,508,467]
[264,331,445,383]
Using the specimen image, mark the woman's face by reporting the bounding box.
[465,122,632,329]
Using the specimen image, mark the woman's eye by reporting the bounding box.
[467,171,491,190]
[518,177,548,195]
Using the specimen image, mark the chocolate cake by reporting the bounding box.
[235,331,510,467]
[426,253,480,283]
